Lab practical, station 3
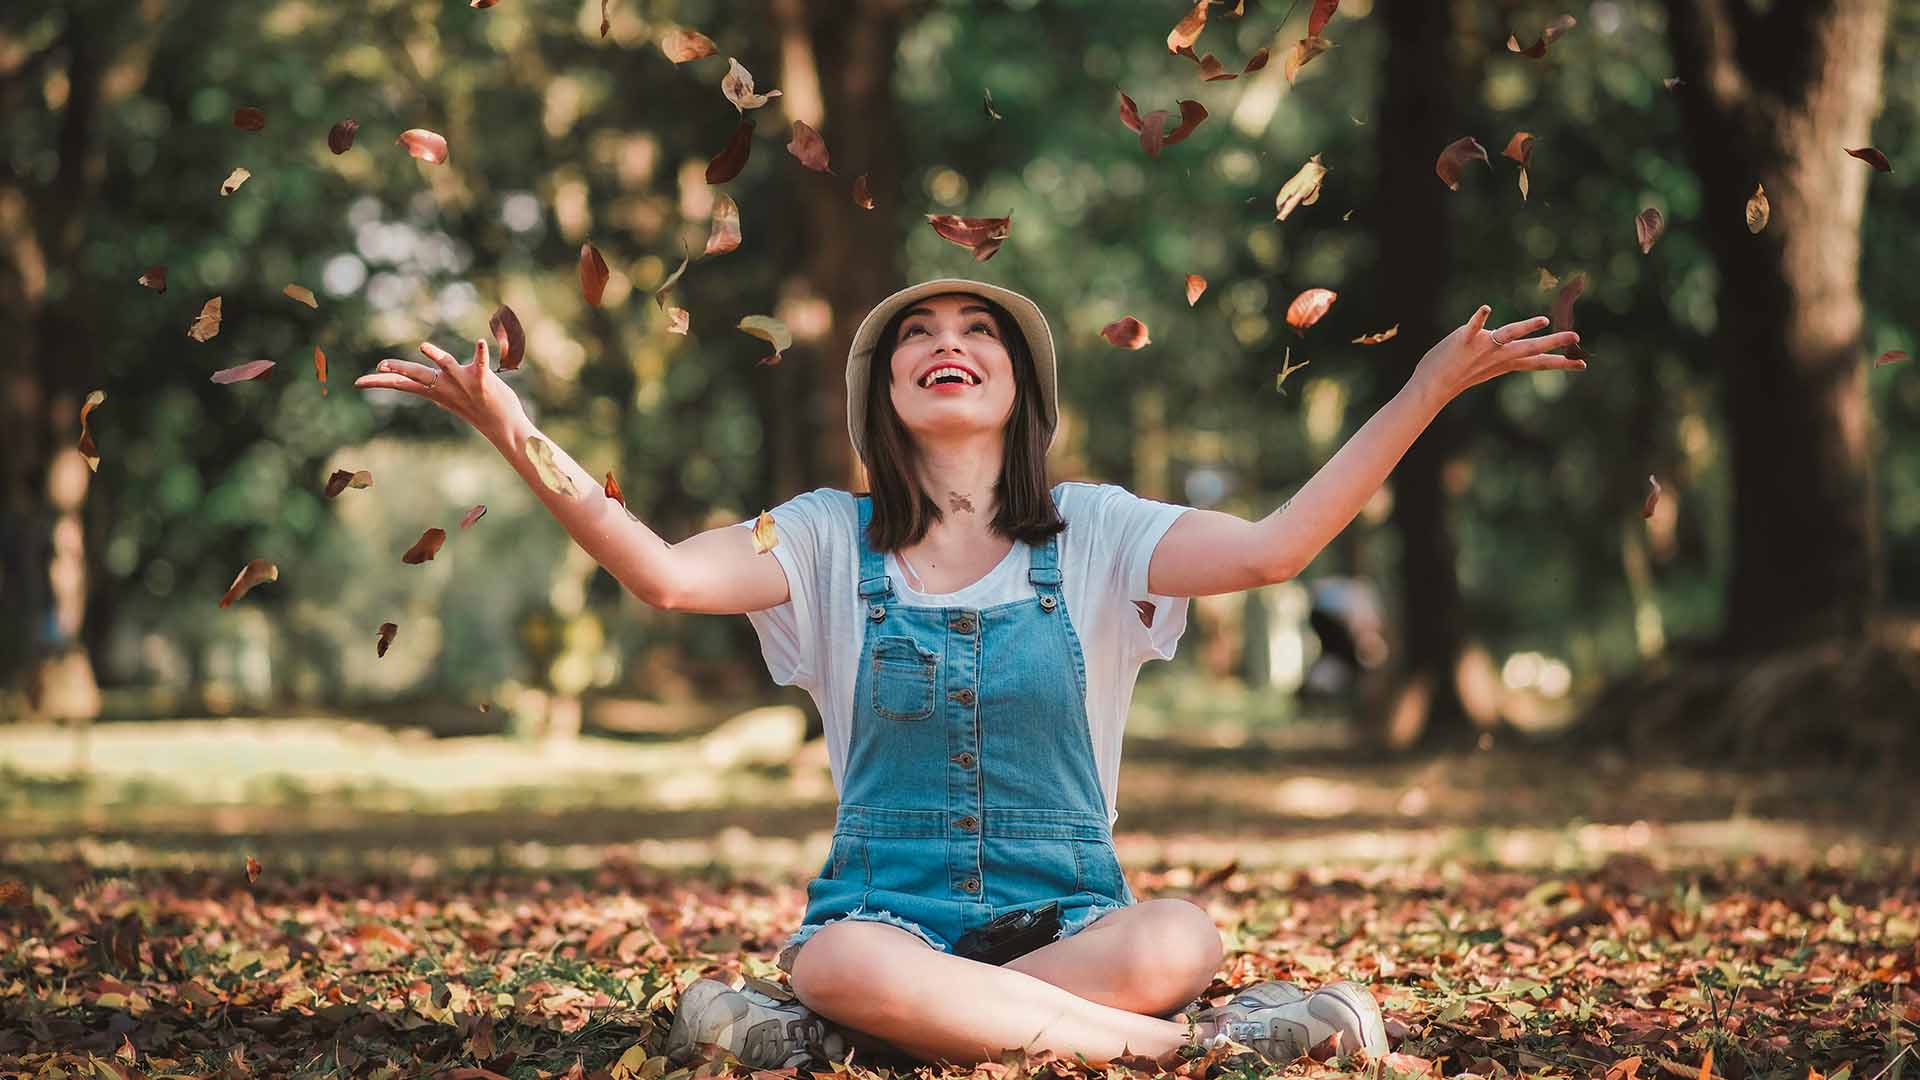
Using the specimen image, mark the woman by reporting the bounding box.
[357,277,1583,1069]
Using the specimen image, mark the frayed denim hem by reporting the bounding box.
[775,905,950,974]
[1055,899,1131,942]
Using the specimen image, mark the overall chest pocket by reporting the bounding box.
[870,636,938,721]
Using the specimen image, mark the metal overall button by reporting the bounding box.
[951,751,975,768]
[949,687,975,705]
[950,614,976,634]
[960,877,980,893]
[1038,594,1057,612]
[956,815,978,832]
[868,604,886,621]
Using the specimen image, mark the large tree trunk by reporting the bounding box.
[1666,0,1888,651]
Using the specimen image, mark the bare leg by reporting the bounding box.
[1003,899,1223,1017]
[788,920,1201,1067]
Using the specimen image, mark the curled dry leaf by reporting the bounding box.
[1436,136,1489,191]
[188,296,223,341]
[1308,0,1340,37]
[1636,207,1666,255]
[1186,274,1207,306]
[1100,316,1151,349]
[219,559,279,608]
[721,58,781,112]
[705,194,742,256]
[786,121,833,174]
[1274,347,1310,394]
[245,856,262,883]
[738,315,792,365]
[599,0,610,38]
[1663,76,1684,90]
[603,472,625,507]
[489,304,525,371]
[653,247,691,314]
[324,469,372,498]
[328,118,358,154]
[138,266,167,293]
[284,283,318,309]
[472,0,498,6]
[526,434,580,498]
[1166,0,1207,53]
[78,390,105,472]
[853,173,875,209]
[1642,475,1661,519]
[314,346,327,396]
[705,118,754,184]
[983,87,1003,120]
[459,504,487,528]
[1745,182,1769,233]
[1283,36,1331,83]
[1538,267,1561,291]
[396,128,450,165]
[661,28,717,63]
[579,241,610,306]
[1286,288,1338,334]
[1875,350,1907,367]
[1352,324,1400,345]
[1508,14,1576,58]
[211,360,275,384]
[233,107,266,131]
[1117,92,1206,158]
[220,167,251,196]
[1503,132,1535,200]
[1275,154,1329,220]
[376,622,398,658]
[1551,271,1592,359]
[1845,147,1892,172]
[927,212,1011,261]
[751,510,778,555]
[401,527,447,565]
[1176,45,1270,82]
[665,307,690,334]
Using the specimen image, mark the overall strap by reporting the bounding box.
[854,493,895,603]
[1028,528,1063,590]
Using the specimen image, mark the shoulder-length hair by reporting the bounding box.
[859,293,1066,553]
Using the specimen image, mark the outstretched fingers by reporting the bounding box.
[1490,315,1550,345]
[1465,304,1492,337]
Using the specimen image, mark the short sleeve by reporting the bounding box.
[1096,485,1195,663]
[732,488,837,690]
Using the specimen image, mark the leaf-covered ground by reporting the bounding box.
[3,851,1916,1080]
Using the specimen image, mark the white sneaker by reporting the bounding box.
[1192,979,1389,1062]
[665,976,850,1068]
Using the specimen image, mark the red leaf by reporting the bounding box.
[232,106,266,132]
[1308,0,1340,37]
[1165,99,1208,146]
[1636,207,1665,255]
[1100,316,1151,349]
[1436,136,1489,191]
[490,304,526,370]
[785,120,833,174]
[1845,146,1892,172]
[244,855,262,883]
[396,128,450,165]
[704,194,742,256]
[579,241,610,306]
[604,472,626,506]
[324,469,371,498]
[211,360,275,384]
[1642,476,1661,520]
[705,118,754,184]
[314,345,328,395]
[459,504,487,528]
[852,172,874,209]
[402,528,447,565]
[376,622,398,658]
[219,559,278,608]
[327,119,358,155]
[1286,288,1338,334]
[1185,274,1207,306]
[926,212,1011,261]
[661,28,717,63]
[1875,350,1907,367]
[138,265,167,293]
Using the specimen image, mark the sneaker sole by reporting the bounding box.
[665,979,748,1065]
[1307,982,1390,1056]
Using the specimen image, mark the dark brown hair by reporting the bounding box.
[860,293,1066,553]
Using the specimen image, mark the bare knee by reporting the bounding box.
[1127,899,1223,1003]
[788,921,926,1020]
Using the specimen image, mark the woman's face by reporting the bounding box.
[885,293,1018,447]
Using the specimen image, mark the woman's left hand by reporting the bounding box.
[1412,304,1586,402]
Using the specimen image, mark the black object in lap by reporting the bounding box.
[953,901,1062,965]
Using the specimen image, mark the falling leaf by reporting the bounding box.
[927,211,1012,261]
[472,0,498,6]
[1275,154,1329,220]
[188,296,223,341]
[459,504,487,529]
[1177,45,1270,82]
[220,167,251,196]
[324,469,372,498]
[138,266,167,293]
[598,0,610,38]
[314,346,327,396]
[1663,76,1684,90]
[1875,350,1907,367]
[328,118,358,154]
[721,58,782,112]
[705,118,753,184]
[401,528,447,565]
[1274,347,1310,394]
[1286,288,1338,334]
[1745,182,1769,233]
[219,559,279,608]
[489,304,526,371]
[661,28,717,63]
[983,87,1003,120]
[579,241,610,306]
[283,283,318,309]
[1117,92,1206,158]
[1101,316,1151,349]
[1166,0,1207,53]
[244,856,261,883]
[1283,36,1331,83]
[1844,147,1891,172]
[705,194,742,256]
[1551,272,1592,359]
[1507,14,1576,58]
[1308,0,1340,37]
[1134,599,1157,627]
[1642,475,1661,519]
[603,472,625,506]
[738,315,792,365]
[1186,274,1207,306]
[1503,132,1535,200]
[526,434,580,498]
[1538,267,1561,291]
[233,106,266,131]
[396,128,450,165]
[376,622,398,658]
[1636,208,1666,254]
[78,390,105,472]
[751,510,778,555]
[665,307,690,334]
[211,360,275,384]
[1436,136,1489,191]
[1352,325,1400,345]
[786,120,833,173]
[853,173,875,209]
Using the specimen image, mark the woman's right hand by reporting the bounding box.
[354,338,529,445]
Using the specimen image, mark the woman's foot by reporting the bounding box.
[665,976,850,1068]
[1189,979,1389,1062]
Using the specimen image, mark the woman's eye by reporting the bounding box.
[903,325,925,336]
[969,323,993,334]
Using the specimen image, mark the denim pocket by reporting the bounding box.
[825,834,868,884]
[870,636,937,721]
[1072,840,1129,900]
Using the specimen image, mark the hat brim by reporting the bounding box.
[845,278,1058,469]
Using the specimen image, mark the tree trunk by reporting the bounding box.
[1666,0,1888,652]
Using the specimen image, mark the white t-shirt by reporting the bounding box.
[733,481,1194,829]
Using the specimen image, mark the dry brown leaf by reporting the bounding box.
[1100,316,1151,349]
[1538,267,1561,291]
[211,360,275,384]
[284,283,318,309]
[233,106,266,132]
[314,345,327,396]
[1283,36,1331,83]
[786,120,833,174]
[1436,136,1489,191]
[1745,182,1769,233]
[397,128,450,165]
[189,296,223,341]
[526,434,581,498]
[705,118,753,184]
[1503,132,1535,200]
[138,265,167,293]
[459,504,487,528]
[927,212,1011,261]
[1274,347,1310,394]
[1642,475,1661,520]
[78,390,105,471]
[1118,92,1206,158]
[324,469,372,498]
[401,528,447,565]
[1286,288,1338,334]
[244,856,262,883]
[661,29,717,63]
[328,119,358,154]
[1166,0,1208,53]
[579,241,610,306]
[1636,207,1666,255]
[376,622,398,658]
[721,58,781,112]
[665,307,690,334]
[751,510,778,554]
[1275,154,1328,220]
[1845,146,1892,172]
[1185,274,1207,306]
[1352,324,1399,345]
[705,194,742,256]
[219,559,279,608]
[1507,14,1576,58]
[603,472,625,507]
[220,167,251,196]
[489,304,525,371]
[738,315,792,365]
[599,0,610,38]
[853,173,875,209]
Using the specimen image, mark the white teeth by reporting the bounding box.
[920,366,978,388]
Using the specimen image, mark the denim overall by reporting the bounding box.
[775,493,1135,974]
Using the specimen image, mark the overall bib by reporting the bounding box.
[776,493,1135,974]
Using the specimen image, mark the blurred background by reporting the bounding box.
[3,0,1917,877]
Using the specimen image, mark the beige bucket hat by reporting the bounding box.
[845,278,1058,468]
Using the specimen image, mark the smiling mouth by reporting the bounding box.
[919,366,981,389]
